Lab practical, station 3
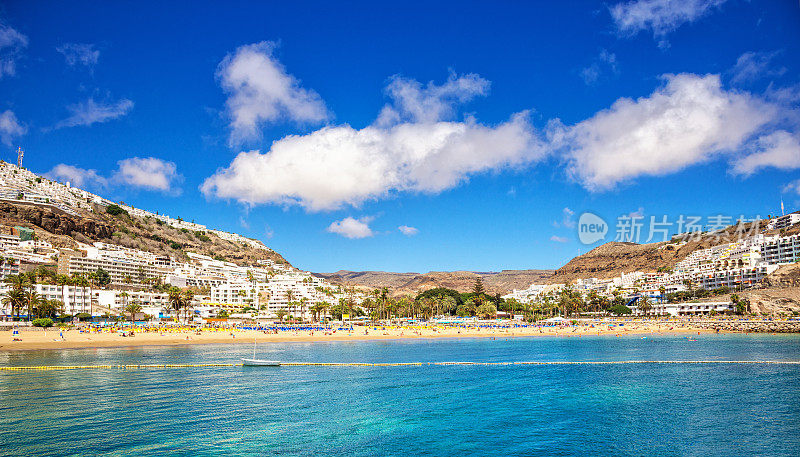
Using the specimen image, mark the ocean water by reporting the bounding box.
[1,334,800,456]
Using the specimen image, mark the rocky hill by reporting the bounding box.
[0,200,289,267]
[548,220,780,284]
[314,269,554,296]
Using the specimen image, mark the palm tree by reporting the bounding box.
[309,303,320,322]
[120,291,130,315]
[4,273,30,293]
[125,303,143,321]
[299,297,308,322]
[319,301,330,322]
[36,299,63,319]
[638,297,653,316]
[285,289,296,321]
[276,307,288,323]
[2,289,25,320]
[23,290,41,321]
[181,290,194,322]
[379,287,389,320]
[168,287,183,322]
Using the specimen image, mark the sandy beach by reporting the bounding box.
[0,321,715,351]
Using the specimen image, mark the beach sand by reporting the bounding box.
[0,322,711,351]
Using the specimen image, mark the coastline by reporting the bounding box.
[0,323,719,351]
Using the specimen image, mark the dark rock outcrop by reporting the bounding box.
[0,201,114,240]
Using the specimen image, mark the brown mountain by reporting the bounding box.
[548,219,781,284]
[0,200,289,267]
[313,269,554,296]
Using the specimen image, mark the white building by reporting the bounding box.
[766,213,800,230]
[637,301,735,316]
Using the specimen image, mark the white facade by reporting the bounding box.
[638,301,735,316]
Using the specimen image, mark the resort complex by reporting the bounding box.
[0,161,362,323]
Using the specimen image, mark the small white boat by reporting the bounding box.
[242,336,280,366]
[241,358,281,366]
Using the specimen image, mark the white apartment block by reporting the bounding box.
[208,273,342,319]
[761,234,800,265]
[58,254,168,286]
[637,301,735,316]
[502,283,565,303]
[0,283,175,317]
[766,213,800,230]
[0,259,20,279]
[0,233,20,251]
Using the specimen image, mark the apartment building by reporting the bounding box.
[640,301,735,316]
[58,254,167,286]
[761,234,800,265]
[766,213,800,230]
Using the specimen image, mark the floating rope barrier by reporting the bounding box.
[2,360,800,371]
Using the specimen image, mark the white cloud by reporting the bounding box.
[115,157,181,193]
[562,207,575,228]
[610,0,727,39]
[581,50,618,85]
[46,164,108,188]
[730,51,785,85]
[398,225,419,236]
[55,97,134,128]
[203,72,541,211]
[327,216,374,239]
[551,73,779,190]
[732,131,800,176]
[218,41,329,145]
[0,110,26,146]
[56,43,100,68]
[47,157,182,194]
[0,22,27,78]
[766,82,800,105]
[628,207,645,218]
[205,68,800,205]
[376,72,490,126]
[202,112,541,211]
[550,235,569,243]
[784,180,800,196]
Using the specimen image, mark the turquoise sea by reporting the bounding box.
[2,334,800,456]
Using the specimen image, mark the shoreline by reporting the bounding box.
[0,324,722,352]
[4,319,799,352]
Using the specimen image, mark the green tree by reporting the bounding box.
[94,268,111,287]
[476,303,497,319]
[168,287,184,321]
[105,204,128,217]
[275,307,288,323]
[32,318,54,327]
[23,290,41,321]
[125,303,143,321]
[34,299,62,319]
[638,297,653,316]
[610,304,632,315]
[2,289,26,320]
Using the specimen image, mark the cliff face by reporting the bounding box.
[0,201,114,241]
[314,269,554,296]
[0,200,290,267]
[763,263,800,288]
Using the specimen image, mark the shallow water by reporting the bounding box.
[2,334,799,456]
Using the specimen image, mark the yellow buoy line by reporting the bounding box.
[2,360,800,371]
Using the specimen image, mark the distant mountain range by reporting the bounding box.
[313,269,554,296]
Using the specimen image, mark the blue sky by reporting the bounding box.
[0,0,799,272]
